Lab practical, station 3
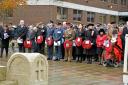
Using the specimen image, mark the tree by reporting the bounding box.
[0,0,27,23]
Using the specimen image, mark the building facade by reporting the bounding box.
[11,0,128,24]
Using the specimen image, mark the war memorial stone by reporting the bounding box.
[6,53,48,85]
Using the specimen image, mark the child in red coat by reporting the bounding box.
[96,29,107,65]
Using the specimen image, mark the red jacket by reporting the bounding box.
[116,32,122,49]
[96,35,107,47]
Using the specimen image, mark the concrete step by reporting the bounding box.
[0,66,6,81]
[0,81,17,85]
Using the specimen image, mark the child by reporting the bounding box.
[96,29,107,65]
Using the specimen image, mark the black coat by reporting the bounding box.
[17,25,28,40]
[11,28,18,40]
[37,27,47,40]
[75,29,84,56]
[0,26,3,39]
[83,29,97,55]
[121,26,128,50]
[1,29,11,48]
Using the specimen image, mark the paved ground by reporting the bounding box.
[0,49,123,85]
[48,61,123,85]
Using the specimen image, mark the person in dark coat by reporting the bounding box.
[94,25,100,62]
[83,24,97,64]
[36,23,47,54]
[0,25,11,58]
[121,21,128,51]
[10,25,18,52]
[75,24,84,63]
[0,25,3,45]
[61,22,67,59]
[27,26,38,52]
[72,25,77,60]
[17,20,28,52]
[46,22,54,60]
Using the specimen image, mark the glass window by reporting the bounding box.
[110,15,116,22]
[57,7,68,20]
[87,12,95,22]
[99,14,106,24]
[101,0,108,2]
[111,0,118,4]
[2,9,13,17]
[121,0,126,5]
[73,10,82,21]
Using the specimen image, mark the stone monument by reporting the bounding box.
[6,53,48,85]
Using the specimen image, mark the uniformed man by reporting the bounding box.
[64,23,75,62]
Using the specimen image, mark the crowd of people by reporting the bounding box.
[0,20,128,66]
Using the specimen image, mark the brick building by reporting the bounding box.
[11,0,128,24]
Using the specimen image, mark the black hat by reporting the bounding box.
[87,23,94,28]
[110,22,116,24]
[49,20,54,23]
[99,29,105,34]
[57,22,62,25]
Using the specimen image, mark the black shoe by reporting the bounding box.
[87,61,92,64]
[0,56,2,58]
[47,58,51,60]
[98,63,102,65]
[76,60,79,62]
[79,61,82,63]
[54,59,60,61]
[64,59,68,62]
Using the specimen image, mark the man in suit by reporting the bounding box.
[17,20,28,52]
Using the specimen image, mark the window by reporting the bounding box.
[110,15,116,22]
[111,0,118,4]
[57,7,68,20]
[101,0,108,2]
[99,14,106,24]
[6,9,13,17]
[73,10,82,21]
[1,9,13,17]
[121,0,126,5]
[87,12,95,22]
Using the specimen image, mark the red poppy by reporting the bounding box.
[64,40,72,49]
[46,37,54,46]
[37,35,43,44]
[75,37,83,47]
[82,40,92,49]
[24,40,32,48]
